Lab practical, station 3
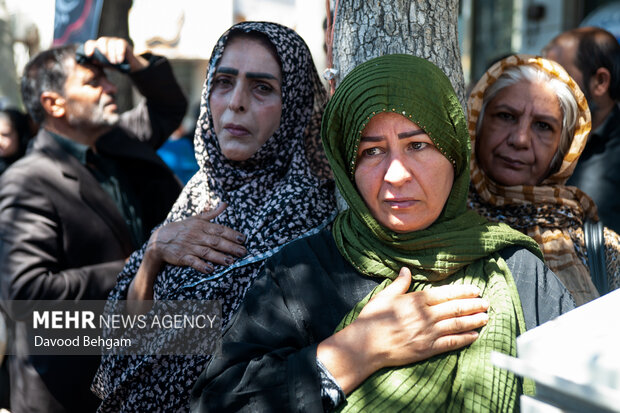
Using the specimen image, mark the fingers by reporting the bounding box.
[373,267,412,299]
[191,238,246,265]
[423,284,482,306]
[83,37,130,64]
[431,296,489,320]
[178,255,214,274]
[202,202,227,220]
[434,310,489,336]
[199,203,246,244]
[430,331,480,354]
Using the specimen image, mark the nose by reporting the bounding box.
[507,120,531,149]
[384,156,412,186]
[228,84,246,112]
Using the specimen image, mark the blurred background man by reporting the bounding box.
[0,36,185,412]
[544,27,620,233]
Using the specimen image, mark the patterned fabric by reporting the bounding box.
[571,226,620,292]
[92,22,335,412]
[321,54,541,412]
[467,54,610,306]
[318,358,346,411]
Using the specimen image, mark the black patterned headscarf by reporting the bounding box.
[92,22,336,411]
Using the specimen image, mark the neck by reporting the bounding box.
[43,118,110,149]
[590,96,615,131]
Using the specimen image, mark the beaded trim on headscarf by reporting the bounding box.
[322,54,541,413]
[468,54,599,305]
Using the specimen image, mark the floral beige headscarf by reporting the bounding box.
[468,54,598,305]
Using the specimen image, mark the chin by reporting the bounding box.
[384,218,428,233]
[489,171,530,187]
[221,149,254,162]
[103,114,120,127]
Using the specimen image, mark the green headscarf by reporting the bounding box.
[321,54,540,412]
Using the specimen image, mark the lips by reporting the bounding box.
[384,198,418,208]
[223,123,250,137]
[102,96,117,112]
[497,154,527,169]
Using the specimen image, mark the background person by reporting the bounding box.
[93,22,335,412]
[157,104,201,184]
[543,27,620,233]
[468,54,620,306]
[0,36,185,413]
[0,108,33,175]
[192,54,574,413]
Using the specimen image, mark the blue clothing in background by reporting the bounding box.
[157,137,199,184]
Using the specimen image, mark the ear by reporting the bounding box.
[40,92,66,118]
[589,67,611,98]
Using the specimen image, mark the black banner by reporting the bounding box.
[53,0,104,46]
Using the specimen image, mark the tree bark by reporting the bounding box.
[332,0,465,105]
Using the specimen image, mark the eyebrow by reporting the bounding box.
[215,66,278,80]
[361,129,426,142]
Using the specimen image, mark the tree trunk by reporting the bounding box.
[0,0,20,108]
[97,0,133,112]
[332,0,465,105]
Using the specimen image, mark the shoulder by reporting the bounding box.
[0,152,58,194]
[241,229,377,334]
[261,229,348,295]
[499,245,558,292]
[603,226,620,291]
[499,246,576,329]
[267,229,341,268]
[498,245,543,272]
[604,226,620,250]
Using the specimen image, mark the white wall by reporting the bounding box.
[129,0,233,60]
[512,0,564,55]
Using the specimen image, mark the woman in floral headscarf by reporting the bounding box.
[468,54,620,306]
[92,22,335,411]
[192,54,574,413]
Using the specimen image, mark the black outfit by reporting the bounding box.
[567,105,620,233]
[191,229,575,412]
[0,152,24,176]
[0,138,30,176]
[0,55,185,413]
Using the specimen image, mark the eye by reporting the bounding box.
[407,141,428,151]
[213,76,233,88]
[535,121,553,131]
[360,146,384,158]
[255,82,275,94]
[85,77,99,87]
[496,111,515,121]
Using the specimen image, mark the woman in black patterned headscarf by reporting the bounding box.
[92,22,335,412]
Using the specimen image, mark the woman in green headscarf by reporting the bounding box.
[192,54,575,412]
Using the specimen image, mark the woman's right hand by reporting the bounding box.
[127,202,246,307]
[144,202,247,274]
[317,267,489,394]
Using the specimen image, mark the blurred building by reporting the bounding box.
[459,0,620,85]
[129,0,326,131]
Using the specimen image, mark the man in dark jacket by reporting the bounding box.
[0,37,185,412]
[543,27,620,233]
